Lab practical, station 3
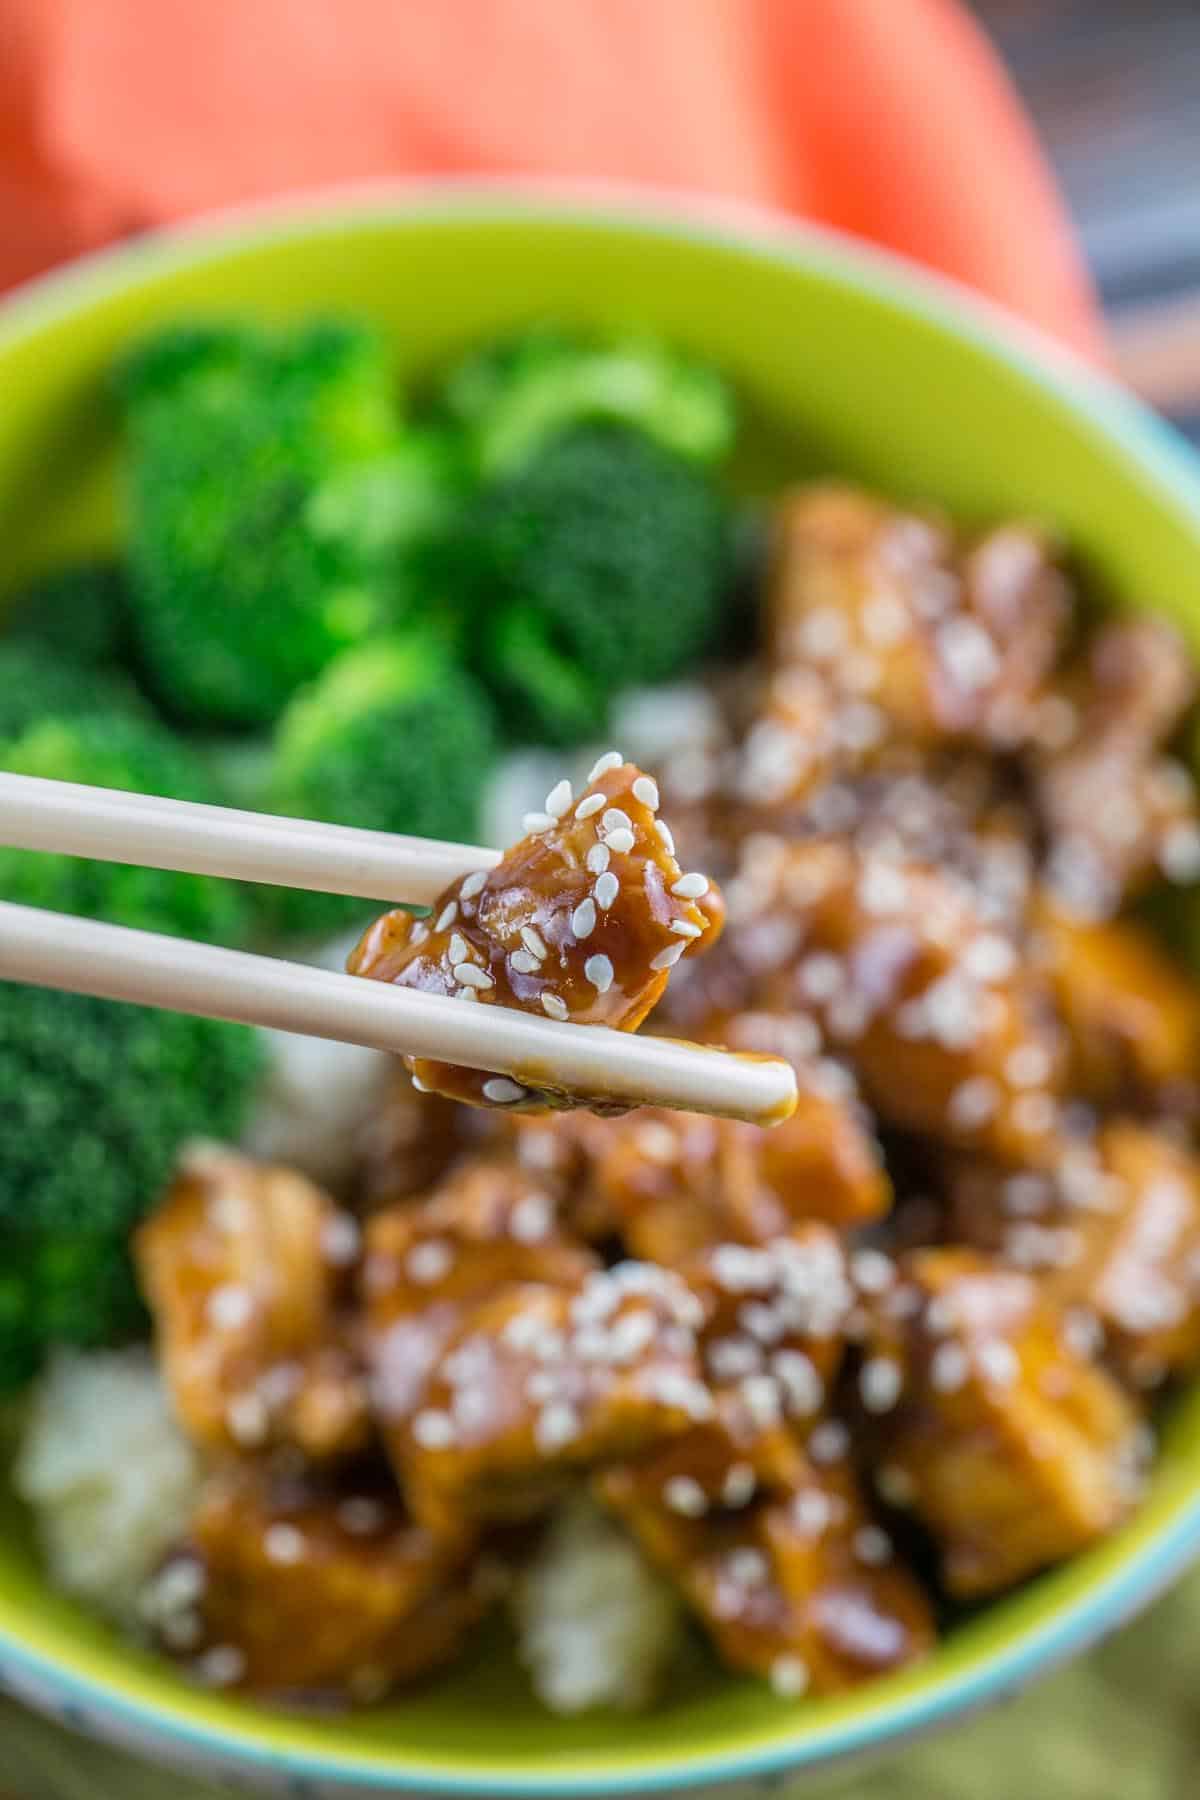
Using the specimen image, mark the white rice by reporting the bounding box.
[515,1495,683,1713]
[14,1348,202,1629]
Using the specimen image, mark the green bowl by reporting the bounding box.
[3,184,1200,1799]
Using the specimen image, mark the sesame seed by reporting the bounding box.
[740,1374,783,1429]
[963,934,1017,983]
[876,1463,917,1507]
[853,1526,893,1567]
[773,1350,824,1416]
[707,1336,763,1381]
[523,811,554,833]
[510,949,539,974]
[544,779,573,818]
[510,1193,554,1243]
[460,870,489,900]
[858,861,908,915]
[571,898,597,939]
[654,819,676,854]
[584,954,614,994]
[862,591,911,648]
[976,1339,1019,1387]
[1006,1043,1053,1088]
[727,1547,768,1587]
[650,943,685,971]
[263,1523,306,1566]
[482,1077,528,1105]
[791,1488,833,1536]
[535,1401,581,1453]
[195,1645,246,1688]
[669,918,703,939]
[937,615,1000,691]
[586,843,611,875]
[447,932,469,966]
[632,776,660,810]
[321,1212,361,1267]
[859,1357,903,1413]
[588,751,624,782]
[799,953,843,1002]
[575,793,606,820]
[594,871,620,909]
[670,872,709,900]
[435,902,458,932]
[770,1655,810,1699]
[851,1249,895,1295]
[407,1238,454,1285]
[929,1341,969,1393]
[540,992,569,1021]
[947,1075,1001,1131]
[226,1392,270,1447]
[602,808,632,836]
[338,1497,385,1535]
[808,1419,850,1464]
[722,1462,758,1507]
[605,828,636,854]
[206,1284,254,1332]
[799,606,846,660]
[413,1410,456,1449]
[454,962,494,990]
[521,925,548,960]
[663,1475,708,1516]
[1160,821,1200,882]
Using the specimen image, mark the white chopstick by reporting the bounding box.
[0,773,500,908]
[0,903,797,1126]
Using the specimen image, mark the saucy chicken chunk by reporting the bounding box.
[768,485,1068,755]
[362,1158,596,1454]
[1033,897,1200,1109]
[399,1267,709,1537]
[717,835,1067,1164]
[147,1463,487,1701]
[1034,618,1200,918]
[858,1249,1146,1597]
[348,757,719,1111]
[948,1123,1200,1390]
[599,1402,933,1693]
[135,1144,368,1460]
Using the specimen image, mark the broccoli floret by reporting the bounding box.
[0,710,252,946]
[458,423,731,743]
[434,325,736,477]
[266,634,496,937]
[4,559,130,668]
[0,985,263,1390]
[119,319,442,727]
[0,643,141,742]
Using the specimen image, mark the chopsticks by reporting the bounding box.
[0,776,798,1126]
[0,772,500,907]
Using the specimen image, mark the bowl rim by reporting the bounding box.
[4,175,1200,1795]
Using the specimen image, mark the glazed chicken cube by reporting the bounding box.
[598,1396,933,1693]
[686,1229,854,1427]
[147,1464,486,1701]
[723,836,1067,1165]
[948,1123,1200,1390]
[1034,618,1200,917]
[858,1249,1146,1597]
[135,1145,368,1460]
[589,1093,887,1267]
[398,1266,710,1536]
[348,758,719,1112]
[1033,898,1200,1108]
[362,1158,596,1444]
[767,485,1068,752]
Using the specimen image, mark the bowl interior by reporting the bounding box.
[3,193,1200,1794]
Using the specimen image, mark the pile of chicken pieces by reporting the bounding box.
[134,484,1200,1708]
